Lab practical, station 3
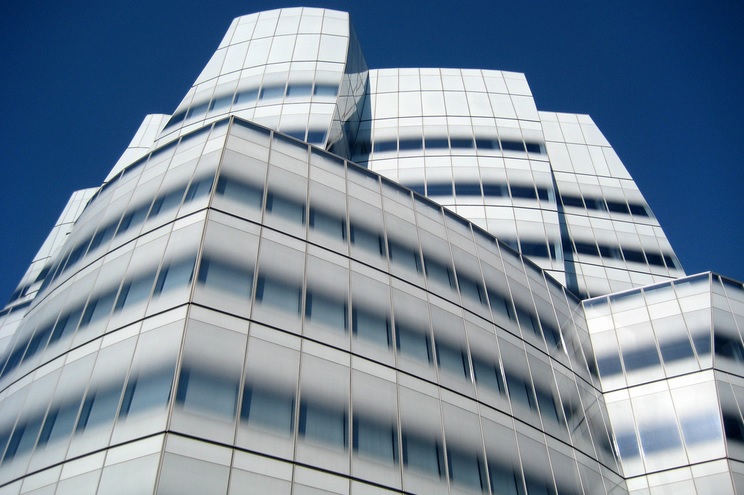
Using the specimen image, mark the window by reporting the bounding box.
[426,182,453,196]
[475,138,499,150]
[215,176,263,209]
[260,85,285,100]
[489,462,524,495]
[149,186,186,219]
[450,137,473,149]
[353,416,397,463]
[399,138,422,151]
[458,275,486,305]
[350,224,385,256]
[352,307,391,347]
[535,387,562,424]
[256,277,301,315]
[114,273,156,312]
[472,356,505,395]
[510,185,537,200]
[388,241,422,274]
[186,101,209,120]
[595,353,623,377]
[505,371,537,411]
[305,291,347,332]
[176,366,239,419]
[267,192,305,224]
[424,256,455,289]
[241,386,294,435]
[715,334,744,362]
[299,401,347,448]
[622,345,661,372]
[313,85,338,97]
[287,84,313,97]
[79,290,117,329]
[197,258,253,300]
[455,182,481,196]
[3,417,43,462]
[402,434,444,477]
[560,195,584,209]
[425,137,449,150]
[436,341,469,379]
[37,401,80,448]
[487,289,516,322]
[483,183,507,197]
[448,450,487,491]
[309,208,346,240]
[209,94,234,112]
[116,205,149,237]
[396,324,432,364]
[184,175,215,203]
[48,307,83,346]
[119,368,174,418]
[306,130,326,144]
[235,89,259,105]
[658,338,695,363]
[76,383,124,433]
[154,256,196,296]
[501,140,525,152]
[373,140,397,153]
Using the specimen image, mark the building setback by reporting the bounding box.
[0,7,742,495]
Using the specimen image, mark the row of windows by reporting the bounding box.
[165,82,340,130]
[559,193,651,218]
[198,257,568,431]
[0,366,174,466]
[0,256,196,382]
[0,357,570,495]
[353,135,544,157]
[403,181,552,203]
[565,239,678,271]
[38,175,213,295]
[596,331,743,380]
[214,172,566,354]
[181,367,576,495]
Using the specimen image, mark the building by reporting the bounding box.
[0,7,742,495]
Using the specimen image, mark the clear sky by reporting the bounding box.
[1,1,742,303]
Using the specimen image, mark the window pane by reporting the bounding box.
[256,277,301,315]
[120,368,174,418]
[396,324,432,363]
[176,367,239,420]
[436,342,469,379]
[299,401,347,448]
[402,434,443,477]
[306,291,347,332]
[353,308,390,347]
[241,386,294,435]
[354,417,397,463]
[197,258,253,299]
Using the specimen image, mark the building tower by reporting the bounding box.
[0,8,742,495]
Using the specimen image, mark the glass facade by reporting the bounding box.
[0,7,739,495]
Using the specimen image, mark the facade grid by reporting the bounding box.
[0,7,741,495]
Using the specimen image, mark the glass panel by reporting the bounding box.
[305,291,347,332]
[299,401,347,448]
[352,307,391,347]
[256,277,301,315]
[402,434,443,478]
[353,416,397,463]
[241,386,295,435]
[176,366,239,420]
[396,324,432,363]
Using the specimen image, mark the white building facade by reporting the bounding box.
[0,8,741,495]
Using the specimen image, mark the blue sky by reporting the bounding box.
[1,1,742,302]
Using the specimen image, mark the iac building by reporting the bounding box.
[0,7,742,495]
